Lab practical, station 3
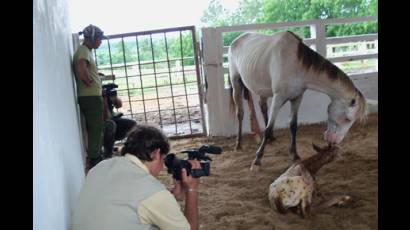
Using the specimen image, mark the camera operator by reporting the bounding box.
[102,83,137,158]
[71,125,201,230]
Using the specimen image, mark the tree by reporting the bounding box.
[302,0,377,36]
[201,0,378,42]
[200,0,230,26]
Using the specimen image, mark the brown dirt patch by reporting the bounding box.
[159,114,378,230]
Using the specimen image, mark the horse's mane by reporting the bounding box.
[287,31,367,121]
[286,31,354,90]
[355,90,368,122]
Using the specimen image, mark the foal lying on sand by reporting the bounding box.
[268,144,351,218]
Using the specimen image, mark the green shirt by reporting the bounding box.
[73,45,102,97]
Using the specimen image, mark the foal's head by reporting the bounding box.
[312,143,340,162]
[301,143,340,176]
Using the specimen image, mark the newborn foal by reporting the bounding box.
[268,144,351,218]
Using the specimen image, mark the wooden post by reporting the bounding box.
[201,28,225,136]
[310,23,327,57]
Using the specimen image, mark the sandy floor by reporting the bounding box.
[159,113,378,230]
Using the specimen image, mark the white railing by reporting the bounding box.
[201,16,378,136]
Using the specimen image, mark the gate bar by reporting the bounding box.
[164,32,178,134]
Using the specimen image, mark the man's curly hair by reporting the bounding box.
[120,125,170,161]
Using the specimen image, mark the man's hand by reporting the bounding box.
[181,160,201,190]
[112,96,123,108]
[170,180,185,201]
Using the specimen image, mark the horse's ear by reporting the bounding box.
[312,143,322,152]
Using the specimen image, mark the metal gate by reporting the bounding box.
[94,26,205,138]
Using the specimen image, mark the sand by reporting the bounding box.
[159,113,378,230]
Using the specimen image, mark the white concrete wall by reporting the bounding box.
[206,87,331,137]
[351,73,378,100]
[33,0,85,230]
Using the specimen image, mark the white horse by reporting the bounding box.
[228,31,367,171]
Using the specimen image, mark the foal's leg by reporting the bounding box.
[232,78,244,150]
[311,195,352,215]
[289,95,303,161]
[251,94,287,171]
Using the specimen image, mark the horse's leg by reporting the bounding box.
[259,96,273,142]
[246,93,262,143]
[232,78,244,150]
[289,95,303,161]
[251,94,287,171]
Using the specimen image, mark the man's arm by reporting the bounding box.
[99,73,115,81]
[102,92,112,120]
[181,161,201,230]
[75,59,92,87]
[184,183,198,230]
[169,180,185,201]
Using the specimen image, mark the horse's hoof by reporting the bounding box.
[250,160,261,171]
[235,144,242,151]
[250,164,261,172]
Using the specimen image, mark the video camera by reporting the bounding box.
[164,145,222,181]
[102,83,118,97]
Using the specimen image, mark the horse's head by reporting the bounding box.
[325,92,367,144]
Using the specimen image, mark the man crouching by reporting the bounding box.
[71,125,201,230]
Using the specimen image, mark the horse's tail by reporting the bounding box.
[242,80,250,100]
[228,46,249,114]
[228,77,250,114]
[228,77,235,114]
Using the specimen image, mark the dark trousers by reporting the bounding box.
[103,117,137,155]
[78,96,104,159]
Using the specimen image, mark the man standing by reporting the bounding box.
[73,24,107,169]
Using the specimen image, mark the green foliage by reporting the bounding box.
[202,0,377,45]
[200,0,230,26]
[95,32,195,67]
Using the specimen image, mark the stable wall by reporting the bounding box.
[33,0,85,229]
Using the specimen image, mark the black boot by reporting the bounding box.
[103,120,116,159]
